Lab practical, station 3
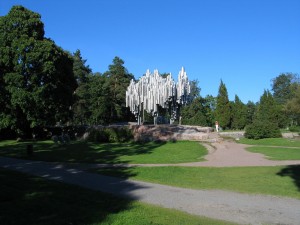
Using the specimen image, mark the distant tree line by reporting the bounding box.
[1,6,300,140]
[181,73,300,138]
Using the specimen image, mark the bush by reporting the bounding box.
[245,120,282,139]
[288,126,300,132]
[86,126,133,143]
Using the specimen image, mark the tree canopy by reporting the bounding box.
[0,6,77,136]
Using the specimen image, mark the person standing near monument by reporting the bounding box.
[215,121,219,132]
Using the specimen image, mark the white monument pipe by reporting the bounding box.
[126,67,191,125]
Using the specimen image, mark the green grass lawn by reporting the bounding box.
[237,137,300,160]
[238,137,300,147]
[2,138,300,200]
[0,140,207,164]
[94,165,300,199]
[247,146,300,160]
[0,168,236,225]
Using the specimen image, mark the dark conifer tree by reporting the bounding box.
[215,80,231,129]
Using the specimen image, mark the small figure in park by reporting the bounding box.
[215,121,219,132]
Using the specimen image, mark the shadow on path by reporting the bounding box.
[0,157,147,225]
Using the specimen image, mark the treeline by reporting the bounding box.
[182,73,300,138]
[1,6,299,139]
[0,6,134,138]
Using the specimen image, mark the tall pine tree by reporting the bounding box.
[104,57,134,122]
[215,80,231,129]
[231,95,247,130]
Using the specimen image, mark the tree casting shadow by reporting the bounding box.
[0,167,145,225]
[277,165,300,192]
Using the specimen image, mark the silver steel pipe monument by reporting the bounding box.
[126,67,191,125]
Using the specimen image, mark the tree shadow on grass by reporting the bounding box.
[277,165,300,192]
[0,140,166,165]
[0,168,142,225]
[0,140,166,224]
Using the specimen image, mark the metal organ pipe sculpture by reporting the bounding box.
[126,67,191,125]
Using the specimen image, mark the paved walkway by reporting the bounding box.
[1,156,300,225]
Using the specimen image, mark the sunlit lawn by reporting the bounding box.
[237,137,300,160]
[2,138,300,200]
[0,140,207,164]
[94,165,300,199]
[246,146,300,160]
[238,137,300,147]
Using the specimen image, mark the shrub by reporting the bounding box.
[87,127,109,143]
[288,126,300,133]
[86,126,133,143]
[245,120,282,139]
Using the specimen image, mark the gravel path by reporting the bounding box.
[77,140,300,168]
[1,156,300,225]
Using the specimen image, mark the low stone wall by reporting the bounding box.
[219,131,245,139]
[219,131,300,139]
[130,125,213,142]
[281,132,299,138]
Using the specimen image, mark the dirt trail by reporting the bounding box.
[85,139,300,168]
[181,141,300,167]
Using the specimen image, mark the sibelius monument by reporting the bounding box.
[126,67,191,125]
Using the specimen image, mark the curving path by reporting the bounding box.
[0,156,300,225]
[85,139,300,168]
[1,136,300,224]
[182,141,300,167]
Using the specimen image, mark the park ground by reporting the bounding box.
[1,135,300,224]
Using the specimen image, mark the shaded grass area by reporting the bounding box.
[0,168,236,225]
[94,166,300,199]
[247,146,300,160]
[0,140,207,164]
[237,138,300,147]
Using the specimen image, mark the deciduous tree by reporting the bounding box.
[0,6,77,136]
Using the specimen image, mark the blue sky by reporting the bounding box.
[1,0,299,103]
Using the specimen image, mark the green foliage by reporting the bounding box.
[104,56,135,122]
[285,85,300,125]
[86,126,133,143]
[189,79,201,100]
[215,80,231,129]
[181,97,210,126]
[288,126,300,132]
[72,49,91,84]
[0,6,77,136]
[255,90,287,128]
[231,95,248,129]
[245,101,257,125]
[271,73,299,105]
[245,120,282,139]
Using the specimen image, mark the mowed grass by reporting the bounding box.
[94,165,300,199]
[237,137,300,160]
[0,140,207,164]
[247,146,300,160]
[0,168,236,225]
[238,137,300,147]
